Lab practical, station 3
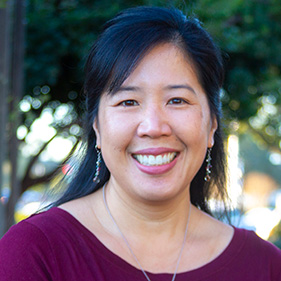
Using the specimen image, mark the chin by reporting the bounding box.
[135,185,182,203]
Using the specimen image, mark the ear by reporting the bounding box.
[208,116,218,148]
[93,118,101,149]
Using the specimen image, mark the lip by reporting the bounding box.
[132,147,179,175]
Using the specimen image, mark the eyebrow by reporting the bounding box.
[115,86,141,93]
[164,84,196,94]
[113,84,196,94]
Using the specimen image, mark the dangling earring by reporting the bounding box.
[93,145,101,183]
[204,147,212,182]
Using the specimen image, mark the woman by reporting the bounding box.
[1,6,280,281]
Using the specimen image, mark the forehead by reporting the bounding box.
[119,43,203,91]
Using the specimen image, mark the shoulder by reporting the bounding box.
[0,207,67,245]
[230,227,281,278]
[0,208,62,249]
[195,209,281,261]
[191,210,281,278]
[234,227,281,259]
[1,207,88,246]
[1,207,71,239]
[0,207,96,280]
[0,209,62,280]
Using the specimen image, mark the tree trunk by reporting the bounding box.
[6,0,26,230]
[0,1,12,237]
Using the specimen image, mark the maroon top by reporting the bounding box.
[0,207,280,281]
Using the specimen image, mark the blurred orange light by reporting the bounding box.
[62,164,73,175]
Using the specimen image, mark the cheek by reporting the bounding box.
[176,109,210,141]
[99,112,136,152]
[99,116,136,177]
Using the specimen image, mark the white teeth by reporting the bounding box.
[143,155,148,165]
[148,155,155,165]
[156,155,162,165]
[134,153,177,166]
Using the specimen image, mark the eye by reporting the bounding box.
[168,98,187,105]
[119,100,139,107]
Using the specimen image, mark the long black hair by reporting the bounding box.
[52,6,229,218]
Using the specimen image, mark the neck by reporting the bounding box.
[101,181,193,276]
[104,180,191,239]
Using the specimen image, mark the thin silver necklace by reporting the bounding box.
[102,184,191,281]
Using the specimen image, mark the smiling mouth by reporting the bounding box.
[133,152,177,166]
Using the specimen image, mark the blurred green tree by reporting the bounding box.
[191,0,281,151]
[23,0,281,149]
[3,0,281,232]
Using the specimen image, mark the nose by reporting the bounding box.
[137,105,172,138]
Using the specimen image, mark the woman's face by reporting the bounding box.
[94,43,217,202]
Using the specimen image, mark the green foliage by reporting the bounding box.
[24,0,146,121]
[269,220,281,249]
[187,0,281,150]
[0,0,8,9]
[23,0,281,152]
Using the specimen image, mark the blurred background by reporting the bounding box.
[0,0,280,247]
